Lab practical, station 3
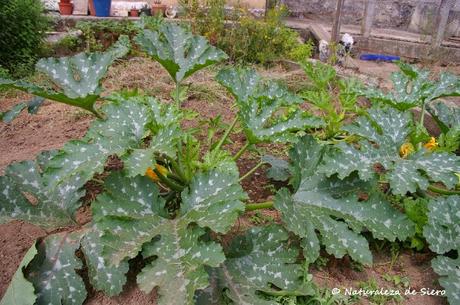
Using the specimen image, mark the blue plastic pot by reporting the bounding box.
[93,0,112,17]
[359,53,400,62]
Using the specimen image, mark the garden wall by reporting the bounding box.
[281,0,460,36]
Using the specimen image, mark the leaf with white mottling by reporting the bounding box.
[320,107,460,195]
[123,148,156,177]
[1,102,27,123]
[0,157,83,229]
[95,170,247,305]
[138,224,225,305]
[195,225,314,305]
[81,229,129,296]
[0,36,129,116]
[136,24,227,83]
[262,155,290,182]
[0,243,37,305]
[357,62,460,111]
[275,136,415,265]
[27,232,87,305]
[43,99,152,198]
[216,68,323,143]
[431,256,460,305]
[0,97,47,124]
[426,101,460,132]
[423,196,460,255]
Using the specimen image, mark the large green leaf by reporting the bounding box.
[431,256,460,305]
[27,232,87,305]
[106,94,183,177]
[195,225,314,305]
[0,36,130,116]
[0,157,83,229]
[262,155,290,182]
[424,196,460,305]
[135,24,227,84]
[424,196,460,255]
[94,169,247,305]
[320,107,460,195]
[216,67,302,104]
[426,101,460,132]
[357,62,460,111]
[80,229,129,296]
[43,97,155,197]
[137,224,225,305]
[0,243,37,305]
[0,96,179,232]
[275,136,415,265]
[426,102,460,152]
[216,68,323,143]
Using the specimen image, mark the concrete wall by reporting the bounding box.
[43,0,265,11]
[282,0,460,36]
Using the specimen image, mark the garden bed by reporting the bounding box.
[1,55,457,304]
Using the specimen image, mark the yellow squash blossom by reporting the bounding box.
[399,143,414,158]
[145,164,168,182]
[424,137,438,151]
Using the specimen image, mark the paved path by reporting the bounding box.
[284,17,460,49]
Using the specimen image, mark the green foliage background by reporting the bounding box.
[0,0,50,78]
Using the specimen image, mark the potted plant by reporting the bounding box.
[130,6,139,17]
[151,0,166,16]
[59,0,73,15]
[140,4,151,16]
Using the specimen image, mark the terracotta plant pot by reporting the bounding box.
[151,4,166,16]
[130,8,139,17]
[60,0,71,3]
[89,0,96,15]
[59,2,73,15]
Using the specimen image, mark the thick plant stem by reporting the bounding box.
[165,156,187,183]
[239,161,265,182]
[427,185,460,195]
[214,116,238,152]
[245,201,274,211]
[92,108,105,120]
[174,82,181,107]
[154,168,184,192]
[233,142,250,161]
[419,100,426,127]
[417,101,427,150]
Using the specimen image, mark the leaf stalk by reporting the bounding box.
[245,201,274,211]
[239,161,265,182]
[214,116,238,152]
[233,142,250,161]
[427,185,460,195]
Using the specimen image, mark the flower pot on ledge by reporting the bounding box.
[130,8,139,17]
[59,2,73,15]
[151,4,166,16]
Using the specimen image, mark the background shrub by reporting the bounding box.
[219,7,304,64]
[182,3,311,65]
[0,0,50,78]
[76,19,138,52]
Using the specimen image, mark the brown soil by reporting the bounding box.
[0,221,46,297]
[312,250,446,305]
[0,58,456,305]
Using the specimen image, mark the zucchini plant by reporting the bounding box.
[136,22,228,105]
[0,24,459,305]
[299,61,363,139]
[423,196,460,305]
[0,35,130,119]
[357,61,460,146]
